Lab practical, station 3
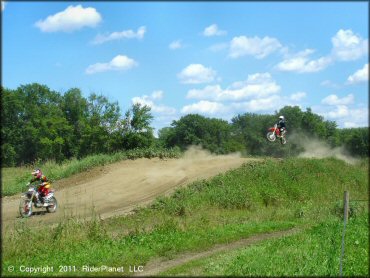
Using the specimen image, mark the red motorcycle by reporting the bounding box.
[266,124,287,145]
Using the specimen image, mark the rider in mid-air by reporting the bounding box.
[28,169,51,203]
[277,115,286,136]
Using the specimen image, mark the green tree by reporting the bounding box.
[61,88,88,157]
[4,83,73,164]
[301,107,327,138]
[79,93,121,155]
[340,127,369,157]
[122,103,155,149]
[1,87,24,165]
[161,114,240,154]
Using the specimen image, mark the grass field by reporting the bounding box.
[162,211,368,276]
[2,157,368,277]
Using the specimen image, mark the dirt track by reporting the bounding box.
[2,149,257,231]
[137,227,302,276]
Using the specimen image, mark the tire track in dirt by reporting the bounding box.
[136,227,302,276]
[2,148,260,232]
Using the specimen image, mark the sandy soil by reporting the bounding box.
[2,149,257,231]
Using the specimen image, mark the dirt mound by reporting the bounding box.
[2,149,256,231]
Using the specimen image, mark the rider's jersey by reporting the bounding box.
[277,119,286,129]
[30,175,49,184]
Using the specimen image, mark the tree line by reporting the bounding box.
[159,106,368,158]
[1,83,368,166]
[1,83,155,166]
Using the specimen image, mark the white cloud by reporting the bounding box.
[326,105,350,118]
[1,1,5,11]
[151,90,163,100]
[181,73,311,116]
[181,101,228,115]
[290,92,306,101]
[208,43,229,52]
[342,109,369,127]
[232,95,281,112]
[347,64,368,84]
[35,5,102,33]
[187,85,223,100]
[178,64,217,84]
[85,55,137,74]
[92,26,146,44]
[348,107,369,126]
[186,72,281,101]
[343,122,360,128]
[182,94,288,116]
[317,105,368,127]
[276,49,332,73]
[321,94,354,106]
[320,80,340,89]
[331,29,368,61]
[229,35,282,59]
[276,29,367,74]
[132,91,176,115]
[203,24,227,37]
[169,40,183,50]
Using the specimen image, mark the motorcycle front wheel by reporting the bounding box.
[46,197,58,213]
[19,199,33,218]
[266,132,276,142]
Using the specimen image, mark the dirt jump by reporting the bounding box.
[2,148,258,231]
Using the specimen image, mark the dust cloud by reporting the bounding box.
[182,145,241,161]
[291,134,358,164]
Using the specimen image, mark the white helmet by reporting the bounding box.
[279,115,284,120]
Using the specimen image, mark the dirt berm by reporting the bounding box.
[2,148,258,230]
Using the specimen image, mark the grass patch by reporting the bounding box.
[2,215,295,276]
[163,212,369,277]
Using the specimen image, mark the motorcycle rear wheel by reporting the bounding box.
[19,199,33,218]
[266,132,276,142]
[46,197,58,213]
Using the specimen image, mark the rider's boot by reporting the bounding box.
[35,193,43,205]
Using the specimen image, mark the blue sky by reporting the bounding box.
[2,1,369,134]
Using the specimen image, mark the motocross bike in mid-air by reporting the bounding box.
[19,183,58,218]
[266,124,287,145]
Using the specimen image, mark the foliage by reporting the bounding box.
[159,114,245,154]
[1,84,157,166]
[339,127,369,157]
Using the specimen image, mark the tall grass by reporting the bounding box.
[1,147,181,197]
